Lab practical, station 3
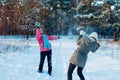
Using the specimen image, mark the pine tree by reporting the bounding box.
[75,0,120,41]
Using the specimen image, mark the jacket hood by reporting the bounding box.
[89,32,98,40]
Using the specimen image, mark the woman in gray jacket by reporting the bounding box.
[67,32,100,80]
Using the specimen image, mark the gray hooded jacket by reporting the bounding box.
[70,36,100,68]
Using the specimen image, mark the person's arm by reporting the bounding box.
[47,35,59,41]
[91,43,100,53]
[36,28,42,40]
[76,37,82,45]
[77,35,82,41]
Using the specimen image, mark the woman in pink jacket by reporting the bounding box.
[36,23,59,75]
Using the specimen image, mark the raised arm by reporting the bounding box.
[76,37,83,45]
[91,43,100,53]
[47,35,59,41]
[36,29,42,40]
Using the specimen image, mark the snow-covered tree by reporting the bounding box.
[75,0,120,41]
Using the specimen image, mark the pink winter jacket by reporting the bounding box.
[36,29,58,52]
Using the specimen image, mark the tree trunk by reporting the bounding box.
[114,31,118,41]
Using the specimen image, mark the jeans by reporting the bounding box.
[38,50,52,74]
[67,63,85,80]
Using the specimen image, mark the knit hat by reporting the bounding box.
[35,21,41,28]
[79,30,85,35]
[89,32,98,40]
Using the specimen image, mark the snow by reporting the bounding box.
[0,36,120,80]
[91,1,104,7]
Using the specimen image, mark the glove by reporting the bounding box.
[35,21,41,28]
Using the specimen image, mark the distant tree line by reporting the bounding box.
[0,0,120,41]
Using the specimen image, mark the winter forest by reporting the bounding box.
[0,0,120,80]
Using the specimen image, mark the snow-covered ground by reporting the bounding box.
[0,36,120,80]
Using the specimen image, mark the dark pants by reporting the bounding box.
[38,50,52,74]
[67,63,85,80]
